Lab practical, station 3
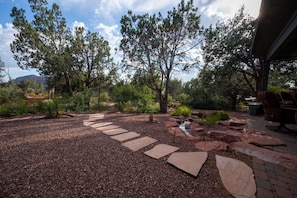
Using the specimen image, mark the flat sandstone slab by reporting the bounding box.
[144,144,180,159]
[167,152,207,177]
[83,121,95,126]
[122,136,157,152]
[111,132,140,142]
[90,122,113,128]
[95,125,120,131]
[216,155,256,198]
[102,128,128,136]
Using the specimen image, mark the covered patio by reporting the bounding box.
[251,0,297,90]
[251,0,297,131]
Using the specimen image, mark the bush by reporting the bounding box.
[268,85,289,94]
[38,99,58,118]
[99,92,110,102]
[198,110,230,125]
[0,84,24,104]
[171,105,192,117]
[0,103,29,117]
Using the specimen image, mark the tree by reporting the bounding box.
[11,0,75,96]
[269,61,297,88]
[120,0,202,113]
[71,27,113,90]
[202,7,261,95]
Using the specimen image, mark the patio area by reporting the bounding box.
[248,114,297,197]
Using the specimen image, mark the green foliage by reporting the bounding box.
[268,85,289,94]
[202,6,260,95]
[17,80,45,95]
[120,0,202,113]
[176,93,192,106]
[112,84,156,113]
[38,99,58,118]
[0,84,24,104]
[0,102,29,117]
[236,102,249,111]
[198,110,230,125]
[69,90,93,112]
[10,1,113,97]
[171,105,192,117]
[99,92,110,102]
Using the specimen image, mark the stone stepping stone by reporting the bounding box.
[95,125,120,131]
[83,121,95,126]
[144,144,180,159]
[89,113,104,118]
[167,152,207,177]
[215,155,256,198]
[90,122,113,128]
[122,136,157,152]
[88,114,104,121]
[111,132,140,142]
[102,128,128,136]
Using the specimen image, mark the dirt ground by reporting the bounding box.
[0,110,252,197]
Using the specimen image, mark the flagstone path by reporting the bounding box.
[84,113,257,198]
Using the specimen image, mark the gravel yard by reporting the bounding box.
[0,112,252,197]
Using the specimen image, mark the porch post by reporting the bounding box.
[261,61,270,91]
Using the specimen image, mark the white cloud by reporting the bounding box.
[0,23,17,73]
[201,0,261,21]
[0,23,39,80]
[96,23,122,63]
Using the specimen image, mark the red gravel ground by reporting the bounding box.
[0,111,252,197]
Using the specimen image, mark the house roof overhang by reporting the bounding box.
[251,0,297,61]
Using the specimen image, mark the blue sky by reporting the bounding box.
[0,0,262,81]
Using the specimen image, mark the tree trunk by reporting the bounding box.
[159,96,167,113]
[64,72,73,96]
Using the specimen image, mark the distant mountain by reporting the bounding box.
[14,75,46,85]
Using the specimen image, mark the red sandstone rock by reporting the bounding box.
[186,136,202,143]
[167,127,186,137]
[216,155,256,198]
[207,130,242,143]
[193,127,204,132]
[164,121,178,127]
[242,128,267,136]
[229,118,247,126]
[195,141,228,151]
[217,121,230,126]
[242,128,285,146]
[243,136,286,146]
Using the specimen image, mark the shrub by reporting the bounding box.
[171,105,192,117]
[38,99,58,118]
[198,110,230,125]
[0,103,29,117]
[99,92,110,102]
[0,84,24,104]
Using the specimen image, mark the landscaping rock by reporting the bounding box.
[186,136,202,143]
[167,152,208,177]
[167,127,186,137]
[216,155,256,198]
[207,130,242,143]
[194,141,228,151]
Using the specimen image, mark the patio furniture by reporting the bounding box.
[257,91,296,132]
